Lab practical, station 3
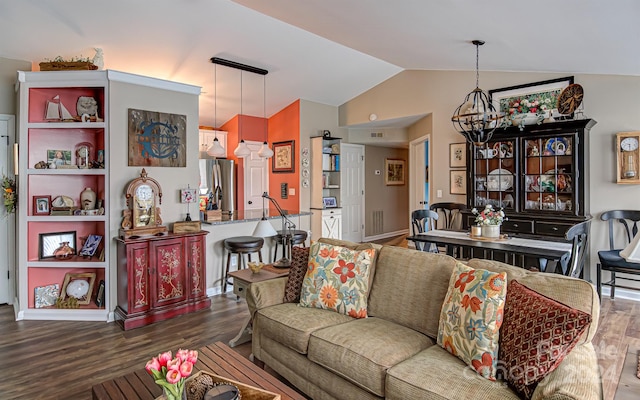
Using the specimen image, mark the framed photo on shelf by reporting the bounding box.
[46,149,72,167]
[385,158,405,185]
[322,196,338,208]
[33,195,51,215]
[489,76,574,120]
[60,272,96,305]
[449,143,467,168]
[95,279,105,307]
[38,231,76,260]
[450,170,467,195]
[79,234,103,257]
[272,140,295,173]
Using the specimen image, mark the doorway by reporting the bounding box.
[243,140,269,210]
[341,143,365,242]
[0,115,15,305]
[409,134,431,218]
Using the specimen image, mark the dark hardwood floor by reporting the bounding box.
[1,282,637,400]
[0,294,251,400]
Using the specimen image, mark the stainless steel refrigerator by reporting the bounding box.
[199,158,236,214]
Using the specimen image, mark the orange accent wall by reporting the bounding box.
[267,100,300,211]
[221,114,268,208]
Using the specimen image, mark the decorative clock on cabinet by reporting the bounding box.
[616,132,640,184]
[120,168,167,238]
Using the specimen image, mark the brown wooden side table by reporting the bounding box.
[228,265,289,347]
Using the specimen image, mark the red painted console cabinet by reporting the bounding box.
[115,231,210,330]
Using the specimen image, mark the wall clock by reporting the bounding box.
[120,168,167,238]
[616,132,640,184]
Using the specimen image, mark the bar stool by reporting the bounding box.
[223,236,264,292]
[272,230,308,263]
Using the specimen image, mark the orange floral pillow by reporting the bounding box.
[299,242,376,318]
[437,262,507,380]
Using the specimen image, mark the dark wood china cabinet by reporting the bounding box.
[462,119,596,239]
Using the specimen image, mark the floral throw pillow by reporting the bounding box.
[299,242,376,318]
[437,262,507,381]
[283,246,311,303]
[498,280,592,399]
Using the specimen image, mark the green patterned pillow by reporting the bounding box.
[437,262,507,380]
[299,241,376,318]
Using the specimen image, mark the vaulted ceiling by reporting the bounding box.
[1,0,638,128]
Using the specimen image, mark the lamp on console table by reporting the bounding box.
[253,192,296,268]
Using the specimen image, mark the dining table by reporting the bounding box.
[407,230,573,274]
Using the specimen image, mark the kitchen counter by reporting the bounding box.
[202,208,312,225]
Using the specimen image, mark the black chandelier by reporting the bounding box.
[451,40,503,146]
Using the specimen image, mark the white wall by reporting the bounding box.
[107,75,201,309]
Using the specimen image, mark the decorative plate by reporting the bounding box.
[487,169,514,191]
[66,279,89,299]
[544,138,569,155]
[557,83,584,115]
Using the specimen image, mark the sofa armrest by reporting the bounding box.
[246,277,287,318]
[531,343,602,400]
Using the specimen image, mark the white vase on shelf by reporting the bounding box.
[80,187,97,210]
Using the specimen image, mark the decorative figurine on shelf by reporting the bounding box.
[530,145,540,157]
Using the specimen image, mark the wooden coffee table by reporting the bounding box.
[91,341,305,400]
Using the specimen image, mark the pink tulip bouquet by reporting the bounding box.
[145,349,198,400]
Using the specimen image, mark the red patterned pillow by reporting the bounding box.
[283,246,310,303]
[498,280,592,399]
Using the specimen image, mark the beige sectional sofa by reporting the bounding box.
[246,239,602,400]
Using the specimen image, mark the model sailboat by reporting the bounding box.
[45,95,75,121]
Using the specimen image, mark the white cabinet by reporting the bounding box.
[321,209,342,239]
[198,129,227,158]
[310,136,342,240]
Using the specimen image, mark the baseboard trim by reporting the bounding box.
[600,287,640,302]
[363,229,409,243]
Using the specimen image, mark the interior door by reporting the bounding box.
[0,115,15,305]
[243,140,268,210]
[409,134,430,212]
[341,143,365,242]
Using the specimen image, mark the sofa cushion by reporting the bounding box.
[283,246,310,303]
[308,317,434,397]
[386,345,521,400]
[368,246,457,338]
[498,280,592,399]
[256,303,353,354]
[467,258,600,344]
[299,242,376,318]
[437,262,507,380]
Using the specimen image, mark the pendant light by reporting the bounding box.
[234,69,251,158]
[258,74,274,158]
[207,63,226,158]
[451,40,503,146]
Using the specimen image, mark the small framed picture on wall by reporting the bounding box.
[449,143,467,168]
[450,170,467,195]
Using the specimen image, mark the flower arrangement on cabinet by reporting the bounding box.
[2,174,16,214]
[145,349,198,400]
[472,205,506,226]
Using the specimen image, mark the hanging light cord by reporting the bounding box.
[214,64,218,141]
[475,42,480,89]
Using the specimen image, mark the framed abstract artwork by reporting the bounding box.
[272,140,295,173]
[385,159,405,185]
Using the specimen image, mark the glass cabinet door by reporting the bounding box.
[473,140,516,210]
[523,136,574,212]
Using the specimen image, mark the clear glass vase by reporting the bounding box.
[161,386,186,400]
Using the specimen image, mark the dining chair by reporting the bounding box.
[411,209,438,252]
[429,202,466,257]
[562,219,591,278]
[597,210,640,299]
[429,202,466,230]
